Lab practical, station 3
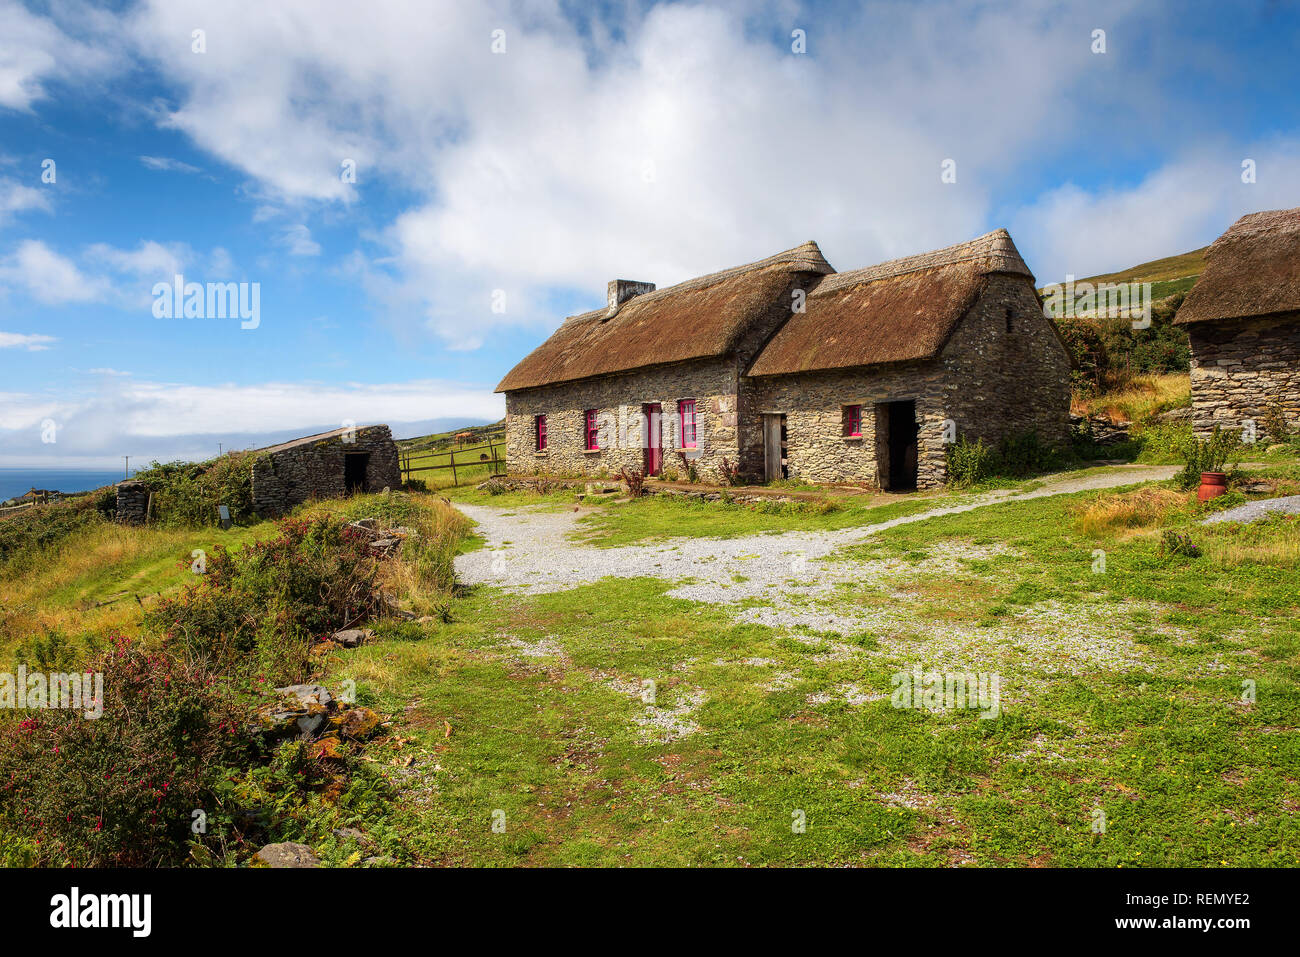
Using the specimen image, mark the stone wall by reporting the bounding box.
[251,425,402,517]
[504,358,742,482]
[1188,315,1300,439]
[115,480,149,525]
[741,274,1071,489]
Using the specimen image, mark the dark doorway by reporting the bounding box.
[344,452,370,494]
[879,400,918,491]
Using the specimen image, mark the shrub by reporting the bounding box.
[946,437,995,488]
[147,516,381,674]
[0,493,109,570]
[618,467,647,497]
[1176,425,1241,490]
[676,451,700,484]
[1159,529,1202,559]
[719,457,745,487]
[0,638,258,867]
[132,451,256,528]
[1261,399,1295,445]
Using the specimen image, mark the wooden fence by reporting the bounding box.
[399,439,507,487]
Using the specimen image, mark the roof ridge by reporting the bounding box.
[811,228,1030,295]
[564,240,833,322]
[1215,207,1300,245]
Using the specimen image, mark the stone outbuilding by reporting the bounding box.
[250,425,402,517]
[1176,207,1300,440]
[497,230,1071,490]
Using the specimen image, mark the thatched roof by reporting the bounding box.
[746,229,1034,377]
[495,242,834,392]
[1175,207,1300,325]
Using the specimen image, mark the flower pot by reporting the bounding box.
[1197,471,1228,502]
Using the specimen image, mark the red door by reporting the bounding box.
[643,403,662,475]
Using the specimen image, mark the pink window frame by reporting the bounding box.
[584,409,599,450]
[844,404,862,438]
[535,414,547,451]
[678,399,698,449]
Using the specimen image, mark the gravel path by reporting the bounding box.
[454,465,1180,597]
[1202,494,1300,525]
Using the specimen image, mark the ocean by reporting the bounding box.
[0,469,130,503]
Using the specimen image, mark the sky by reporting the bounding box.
[1,0,1299,468]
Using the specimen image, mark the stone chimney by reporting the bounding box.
[606,279,656,318]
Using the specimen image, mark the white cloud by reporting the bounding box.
[0,239,108,303]
[85,239,191,279]
[280,224,321,257]
[139,155,203,174]
[120,0,1150,347]
[1012,138,1300,283]
[0,175,49,223]
[0,331,56,350]
[0,376,504,467]
[0,0,121,110]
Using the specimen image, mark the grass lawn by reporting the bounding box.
[313,467,1300,867]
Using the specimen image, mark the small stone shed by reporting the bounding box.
[250,425,402,517]
[1176,207,1300,440]
[497,230,1070,490]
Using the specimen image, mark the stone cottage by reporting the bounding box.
[497,229,1070,490]
[250,424,402,516]
[1176,207,1300,440]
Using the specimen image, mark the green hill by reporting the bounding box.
[1040,246,1207,302]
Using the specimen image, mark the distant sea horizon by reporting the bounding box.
[0,468,131,502]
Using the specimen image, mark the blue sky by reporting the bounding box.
[2,0,1299,467]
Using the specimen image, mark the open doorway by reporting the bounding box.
[762,413,788,482]
[344,452,370,494]
[875,400,917,491]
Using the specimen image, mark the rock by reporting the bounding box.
[252,842,320,868]
[362,855,394,867]
[1266,443,1292,454]
[309,734,345,761]
[1154,406,1194,424]
[349,518,378,530]
[257,684,334,738]
[333,827,374,846]
[382,595,416,620]
[330,628,373,648]
[369,537,401,557]
[334,706,382,740]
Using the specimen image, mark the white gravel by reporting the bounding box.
[1201,494,1300,525]
[455,466,1180,599]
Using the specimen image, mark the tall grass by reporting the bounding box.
[1070,487,1190,537]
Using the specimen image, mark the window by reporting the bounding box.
[843,404,863,438]
[584,409,599,450]
[535,414,547,451]
[678,398,698,448]
[1005,308,1014,334]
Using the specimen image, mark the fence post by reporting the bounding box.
[450,449,457,487]
[491,441,500,476]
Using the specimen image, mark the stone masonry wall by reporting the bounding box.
[504,358,741,482]
[115,480,150,525]
[1188,315,1300,439]
[251,425,402,517]
[741,274,1071,489]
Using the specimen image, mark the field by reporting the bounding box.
[5,454,1298,867]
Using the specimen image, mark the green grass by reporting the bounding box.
[307,465,1300,866]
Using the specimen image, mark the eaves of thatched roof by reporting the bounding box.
[1175,207,1300,326]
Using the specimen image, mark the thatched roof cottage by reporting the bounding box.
[497,229,1070,490]
[1176,207,1300,440]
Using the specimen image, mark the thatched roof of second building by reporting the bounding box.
[746,229,1034,377]
[495,241,834,392]
[1175,207,1300,326]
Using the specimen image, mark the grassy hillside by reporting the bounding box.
[1040,247,1207,303]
